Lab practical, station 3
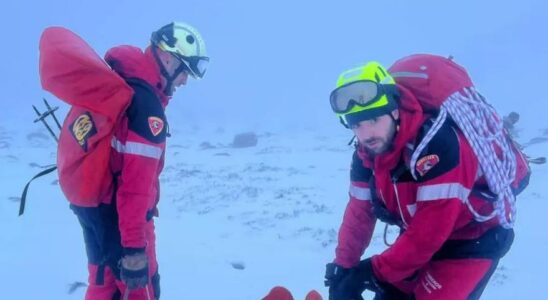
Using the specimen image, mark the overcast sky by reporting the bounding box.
[1,0,547,134]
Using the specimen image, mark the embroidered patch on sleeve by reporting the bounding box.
[416,154,440,176]
[148,116,164,136]
[70,112,97,152]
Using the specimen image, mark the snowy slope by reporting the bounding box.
[1,122,547,300]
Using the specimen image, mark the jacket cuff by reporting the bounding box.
[123,247,146,256]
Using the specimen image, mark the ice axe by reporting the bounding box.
[32,98,62,142]
[19,98,61,216]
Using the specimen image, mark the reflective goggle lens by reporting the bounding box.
[329,80,381,113]
[177,55,209,79]
[194,58,209,78]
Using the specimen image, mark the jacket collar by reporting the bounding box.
[104,45,169,107]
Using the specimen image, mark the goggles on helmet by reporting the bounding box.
[172,52,209,79]
[329,80,396,114]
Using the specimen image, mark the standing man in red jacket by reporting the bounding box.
[324,61,518,300]
[69,22,209,300]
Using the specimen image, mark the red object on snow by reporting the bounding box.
[262,287,323,300]
[262,286,294,300]
[305,290,323,300]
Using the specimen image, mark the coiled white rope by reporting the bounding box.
[409,87,517,228]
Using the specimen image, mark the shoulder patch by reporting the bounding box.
[416,154,440,176]
[126,80,166,144]
[148,116,165,136]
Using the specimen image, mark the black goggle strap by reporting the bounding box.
[152,46,191,95]
[151,23,176,48]
[382,84,400,100]
[384,84,400,131]
[176,54,209,78]
[339,116,349,129]
[172,60,191,78]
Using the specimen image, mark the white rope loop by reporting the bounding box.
[410,87,517,228]
[409,108,448,180]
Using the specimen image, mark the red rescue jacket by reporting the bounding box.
[334,88,501,284]
[103,46,169,249]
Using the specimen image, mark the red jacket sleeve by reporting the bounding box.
[372,127,479,283]
[115,81,166,249]
[335,151,377,268]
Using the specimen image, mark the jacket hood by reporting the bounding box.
[104,45,169,106]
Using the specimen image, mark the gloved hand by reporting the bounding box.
[325,263,356,300]
[325,258,383,300]
[119,249,149,290]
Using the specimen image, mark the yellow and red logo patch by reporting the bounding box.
[148,116,164,136]
[416,154,440,176]
[70,112,97,152]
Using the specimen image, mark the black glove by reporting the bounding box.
[119,249,149,290]
[325,259,384,300]
[325,263,358,300]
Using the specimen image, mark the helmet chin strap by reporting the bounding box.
[152,46,188,96]
[388,109,401,132]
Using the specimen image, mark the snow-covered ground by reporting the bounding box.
[1,121,547,299]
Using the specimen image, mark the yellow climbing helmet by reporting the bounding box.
[151,22,209,79]
[329,61,399,127]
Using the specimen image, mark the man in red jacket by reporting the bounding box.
[324,62,515,300]
[69,22,209,300]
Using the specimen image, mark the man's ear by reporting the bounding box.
[391,109,400,132]
[391,109,399,120]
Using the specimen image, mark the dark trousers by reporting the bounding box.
[374,227,514,300]
[71,204,160,300]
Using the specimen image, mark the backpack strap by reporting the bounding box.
[432,226,514,260]
[369,154,412,228]
[368,172,403,227]
[19,165,58,216]
[409,111,448,180]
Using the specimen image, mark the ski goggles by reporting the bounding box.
[329,80,396,114]
[174,53,209,79]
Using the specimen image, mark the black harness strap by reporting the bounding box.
[369,172,403,227]
[432,226,514,260]
[19,165,57,216]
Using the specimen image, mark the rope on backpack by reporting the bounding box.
[409,87,517,229]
